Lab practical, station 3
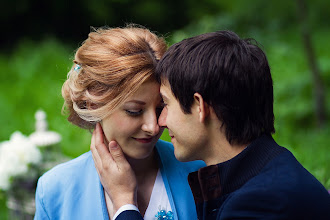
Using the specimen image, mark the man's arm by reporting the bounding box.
[91,123,142,219]
[114,208,144,220]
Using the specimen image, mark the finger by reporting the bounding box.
[91,127,102,167]
[91,125,101,159]
[90,127,96,152]
[94,123,105,146]
[91,149,101,176]
[95,123,113,161]
[108,141,129,167]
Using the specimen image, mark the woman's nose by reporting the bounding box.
[158,107,167,128]
[142,112,160,136]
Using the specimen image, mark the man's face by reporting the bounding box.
[159,81,208,162]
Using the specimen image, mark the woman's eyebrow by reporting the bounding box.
[125,100,146,105]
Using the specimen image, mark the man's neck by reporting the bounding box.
[203,127,248,166]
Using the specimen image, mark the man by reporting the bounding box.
[91,30,330,219]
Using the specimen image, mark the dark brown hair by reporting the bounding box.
[156,30,275,145]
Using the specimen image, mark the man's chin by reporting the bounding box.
[174,151,191,162]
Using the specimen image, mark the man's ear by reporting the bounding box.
[193,93,210,123]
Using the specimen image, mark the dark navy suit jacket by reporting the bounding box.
[188,135,330,219]
[116,135,330,220]
[116,210,144,220]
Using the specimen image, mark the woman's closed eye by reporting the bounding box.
[125,109,143,116]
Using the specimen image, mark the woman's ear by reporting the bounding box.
[86,101,98,110]
[193,93,210,123]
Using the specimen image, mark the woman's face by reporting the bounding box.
[101,78,164,160]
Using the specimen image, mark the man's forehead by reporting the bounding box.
[160,82,171,97]
[160,78,170,87]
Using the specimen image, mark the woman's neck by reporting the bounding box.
[105,149,159,219]
[126,149,159,179]
[126,149,159,216]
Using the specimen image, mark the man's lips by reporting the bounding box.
[133,137,153,143]
[168,131,175,140]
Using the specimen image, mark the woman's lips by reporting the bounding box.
[133,137,153,143]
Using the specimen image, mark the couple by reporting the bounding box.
[34,25,330,220]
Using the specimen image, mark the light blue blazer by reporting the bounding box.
[34,140,205,219]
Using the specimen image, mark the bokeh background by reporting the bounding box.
[1,0,329,218]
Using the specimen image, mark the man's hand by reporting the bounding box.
[91,123,138,213]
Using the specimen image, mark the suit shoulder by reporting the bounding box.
[222,151,330,218]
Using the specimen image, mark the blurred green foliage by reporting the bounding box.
[1,0,224,50]
[1,0,330,218]
[0,39,93,158]
[2,0,330,50]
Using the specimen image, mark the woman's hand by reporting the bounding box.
[91,123,138,214]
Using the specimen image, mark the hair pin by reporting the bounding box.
[74,64,81,72]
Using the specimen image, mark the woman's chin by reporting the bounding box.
[124,149,155,161]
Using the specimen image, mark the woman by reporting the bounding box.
[34,26,205,220]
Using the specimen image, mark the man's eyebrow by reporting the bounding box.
[160,92,168,102]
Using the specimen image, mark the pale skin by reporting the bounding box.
[90,79,164,218]
[91,126,137,214]
[91,124,159,217]
[91,82,248,215]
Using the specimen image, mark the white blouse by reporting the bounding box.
[112,169,173,220]
[144,169,172,219]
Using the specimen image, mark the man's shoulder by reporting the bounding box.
[241,149,328,196]
[259,149,325,189]
[221,150,330,218]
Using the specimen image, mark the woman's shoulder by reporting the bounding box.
[155,139,175,159]
[156,140,206,172]
[35,151,104,219]
[38,151,95,187]
[156,139,173,149]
